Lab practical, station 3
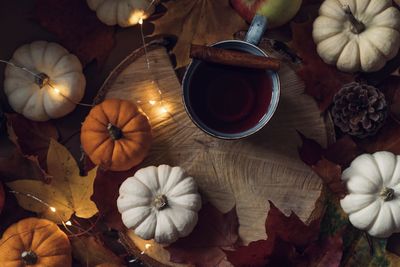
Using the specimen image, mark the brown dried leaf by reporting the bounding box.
[33,0,115,66]
[298,131,362,168]
[381,76,400,121]
[312,159,346,198]
[91,169,137,231]
[7,139,98,223]
[152,0,247,68]
[225,201,324,267]
[357,117,400,154]
[324,136,362,168]
[0,147,48,183]
[166,203,239,267]
[290,20,353,111]
[6,113,58,170]
[71,236,124,267]
[298,232,343,267]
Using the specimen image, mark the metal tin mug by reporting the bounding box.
[182,15,280,140]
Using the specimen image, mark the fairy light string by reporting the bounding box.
[0,59,93,107]
[137,6,195,129]
[8,190,95,238]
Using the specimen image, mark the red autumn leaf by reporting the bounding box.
[266,201,320,248]
[357,117,400,154]
[0,147,49,183]
[324,136,362,167]
[226,202,343,267]
[166,203,239,267]
[90,160,140,231]
[298,131,361,168]
[312,159,346,198]
[91,169,137,231]
[290,20,353,111]
[297,131,324,166]
[381,75,400,121]
[226,201,321,267]
[33,0,115,66]
[6,113,58,170]
[297,232,343,267]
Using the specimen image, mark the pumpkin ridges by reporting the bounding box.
[116,99,140,128]
[81,99,152,171]
[0,218,71,266]
[100,99,122,126]
[81,132,109,154]
[89,138,115,167]
[121,114,152,132]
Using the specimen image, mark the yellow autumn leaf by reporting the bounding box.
[152,0,247,68]
[7,139,98,223]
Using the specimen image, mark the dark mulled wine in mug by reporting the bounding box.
[182,39,280,140]
[188,62,273,134]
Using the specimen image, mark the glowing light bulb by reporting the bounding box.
[149,100,156,105]
[49,206,57,212]
[65,221,72,226]
[138,17,144,25]
[160,106,168,114]
[145,244,152,250]
[53,88,61,95]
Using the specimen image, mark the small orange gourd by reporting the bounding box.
[0,217,71,266]
[81,99,152,171]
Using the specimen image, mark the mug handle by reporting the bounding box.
[244,14,268,46]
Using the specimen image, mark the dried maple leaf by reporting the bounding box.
[0,147,48,182]
[151,0,247,68]
[166,203,239,267]
[357,117,400,155]
[381,76,400,121]
[225,201,324,267]
[298,131,324,166]
[298,131,362,167]
[297,232,343,267]
[266,201,320,248]
[71,236,124,266]
[33,0,115,66]
[324,136,362,168]
[6,113,58,169]
[290,20,353,111]
[7,139,98,223]
[92,169,137,231]
[312,159,346,198]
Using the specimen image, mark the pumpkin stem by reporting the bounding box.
[380,187,395,201]
[153,194,168,210]
[107,123,123,140]
[343,5,365,34]
[34,73,50,88]
[21,250,38,265]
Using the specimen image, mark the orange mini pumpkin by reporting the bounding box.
[0,217,71,266]
[81,98,152,171]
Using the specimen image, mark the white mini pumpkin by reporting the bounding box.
[4,41,85,122]
[117,165,202,243]
[87,0,156,27]
[341,151,400,238]
[313,0,400,73]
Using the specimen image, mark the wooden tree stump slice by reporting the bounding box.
[96,41,332,266]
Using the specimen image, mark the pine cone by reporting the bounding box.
[331,82,387,138]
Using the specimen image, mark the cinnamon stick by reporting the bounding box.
[190,44,280,71]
